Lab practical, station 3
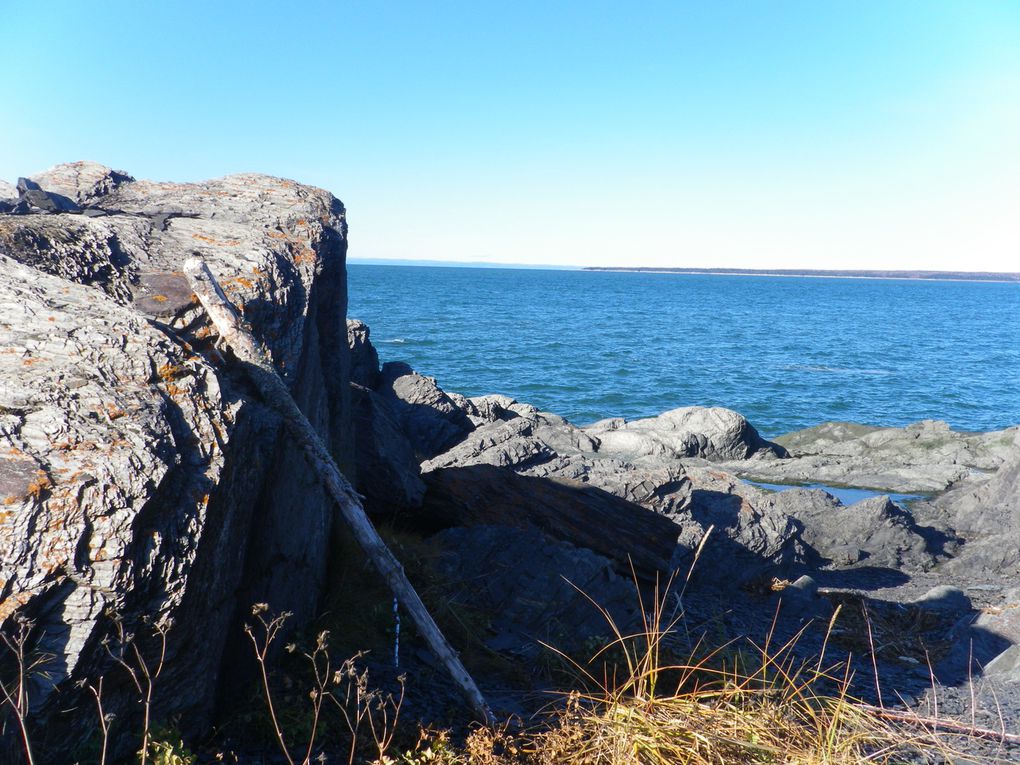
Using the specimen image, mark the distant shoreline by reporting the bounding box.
[584,267,1020,283]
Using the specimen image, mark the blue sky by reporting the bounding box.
[2,1,1018,270]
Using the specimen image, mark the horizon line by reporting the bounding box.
[348,258,1020,281]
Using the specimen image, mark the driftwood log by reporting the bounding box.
[183,257,494,724]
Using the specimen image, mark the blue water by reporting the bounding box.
[347,265,1020,438]
[748,482,925,507]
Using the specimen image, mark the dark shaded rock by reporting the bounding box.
[422,464,681,579]
[347,318,380,388]
[0,163,351,757]
[771,489,936,570]
[15,176,81,213]
[421,404,804,586]
[351,384,425,515]
[426,525,641,660]
[377,362,474,458]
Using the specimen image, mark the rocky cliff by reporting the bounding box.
[0,162,351,752]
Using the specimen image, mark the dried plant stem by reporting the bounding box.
[104,617,169,765]
[0,618,37,765]
[87,677,110,765]
[244,611,297,765]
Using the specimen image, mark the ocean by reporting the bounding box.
[347,265,1020,439]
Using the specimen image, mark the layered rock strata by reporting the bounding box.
[0,162,351,750]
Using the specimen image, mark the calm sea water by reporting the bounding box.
[347,265,1020,438]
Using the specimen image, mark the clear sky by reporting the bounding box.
[2,1,1019,271]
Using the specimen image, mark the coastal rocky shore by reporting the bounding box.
[2,164,1019,761]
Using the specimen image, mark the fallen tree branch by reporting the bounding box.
[184,257,494,724]
[860,703,1020,744]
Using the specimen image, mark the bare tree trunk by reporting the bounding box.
[184,257,494,724]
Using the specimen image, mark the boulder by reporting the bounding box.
[14,176,81,213]
[30,161,135,207]
[421,404,804,586]
[421,464,681,579]
[0,163,351,755]
[586,406,788,462]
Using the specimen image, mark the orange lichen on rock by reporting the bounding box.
[191,233,240,246]
[158,363,189,382]
[105,404,127,420]
[26,471,53,500]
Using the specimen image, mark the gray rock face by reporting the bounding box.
[377,362,474,458]
[770,489,936,570]
[0,179,17,204]
[721,419,1018,494]
[421,463,681,579]
[426,525,642,660]
[974,587,1020,681]
[350,384,426,515]
[0,163,351,750]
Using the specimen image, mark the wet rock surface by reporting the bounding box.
[1,163,351,754]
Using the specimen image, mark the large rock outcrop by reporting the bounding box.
[0,163,351,754]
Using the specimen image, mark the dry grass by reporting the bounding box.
[397,572,982,765]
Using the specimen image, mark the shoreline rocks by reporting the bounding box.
[4,161,1020,758]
